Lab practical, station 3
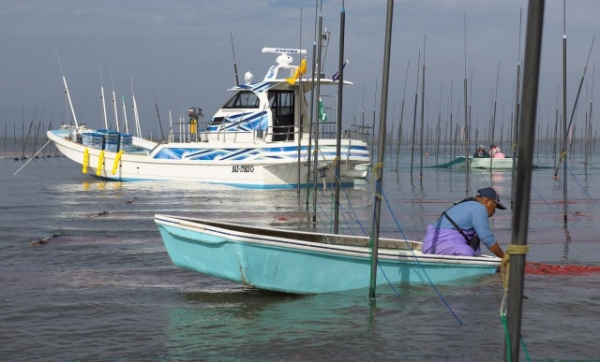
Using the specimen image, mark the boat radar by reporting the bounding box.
[261,47,307,81]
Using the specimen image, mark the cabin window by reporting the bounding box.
[223,91,260,108]
[269,91,295,141]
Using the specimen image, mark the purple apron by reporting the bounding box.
[422,225,481,256]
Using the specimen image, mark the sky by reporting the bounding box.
[1,0,598,142]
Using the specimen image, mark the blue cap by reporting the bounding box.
[477,187,506,210]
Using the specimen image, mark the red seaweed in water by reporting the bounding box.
[526,262,600,275]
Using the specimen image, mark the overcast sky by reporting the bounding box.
[1,0,598,141]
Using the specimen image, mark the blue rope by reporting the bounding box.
[531,182,555,210]
[341,186,368,235]
[566,163,600,208]
[379,183,464,325]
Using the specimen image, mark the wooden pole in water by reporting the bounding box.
[419,35,426,179]
[463,14,469,197]
[333,4,346,234]
[395,61,409,171]
[368,0,393,300]
[505,1,544,360]
[511,8,523,210]
[409,52,420,174]
[311,1,323,224]
[560,0,568,226]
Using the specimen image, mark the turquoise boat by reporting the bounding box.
[155,214,501,294]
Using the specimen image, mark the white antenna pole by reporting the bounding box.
[131,76,142,137]
[56,49,79,129]
[111,69,119,131]
[99,64,108,129]
[121,95,129,134]
[112,90,119,131]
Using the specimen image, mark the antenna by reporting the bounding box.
[230,32,239,86]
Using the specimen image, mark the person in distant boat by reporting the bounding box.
[473,145,490,158]
[421,187,506,259]
[490,144,505,158]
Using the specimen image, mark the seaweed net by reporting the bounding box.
[525,262,600,275]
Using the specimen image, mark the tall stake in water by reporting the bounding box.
[490,63,500,171]
[463,14,469,197]
[419,35,426,179]
[333,3,346,234]
[560,0,568,226]
[409,52,420,174]
[368,0,393,300]
[511,8,523,209]
[395,61,410,171]
[305,1,318,210]
[311,1,324,224]
[505,2,545,360]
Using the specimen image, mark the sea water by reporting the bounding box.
[1,152,600,361]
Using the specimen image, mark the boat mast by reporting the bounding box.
[111,69,120,132]
[121,95,129,134]
[55,49,79,129]
[131,77,142,138]
[368,0,394,300]
[99,64,109,129]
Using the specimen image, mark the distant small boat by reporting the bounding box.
[154,214,501,294]
[47,46,371,189]
[467,156,515,170]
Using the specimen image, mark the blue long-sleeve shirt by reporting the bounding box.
[433,200,496,247]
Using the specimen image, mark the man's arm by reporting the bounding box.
[488,242,504,258]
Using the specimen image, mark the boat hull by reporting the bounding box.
[155,214,501,294]
[48,128,370,188]
[467,157,514,170]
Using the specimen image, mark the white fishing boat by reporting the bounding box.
[467,156,515,170]
[47,47,371,189]
[154,214,501,294]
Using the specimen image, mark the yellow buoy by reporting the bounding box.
[96,150,105,176]
[111,150,123,175]
[82,147,89,174]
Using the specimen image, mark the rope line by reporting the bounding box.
[380,185,464,325]
[566,163,600,209]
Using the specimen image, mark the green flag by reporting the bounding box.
[318,97,328,123]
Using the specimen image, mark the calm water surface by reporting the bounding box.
[1,153,599,361]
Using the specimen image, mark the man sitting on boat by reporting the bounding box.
[421,187,505,259]
[490,144,505,158]
[473,145,490,158]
